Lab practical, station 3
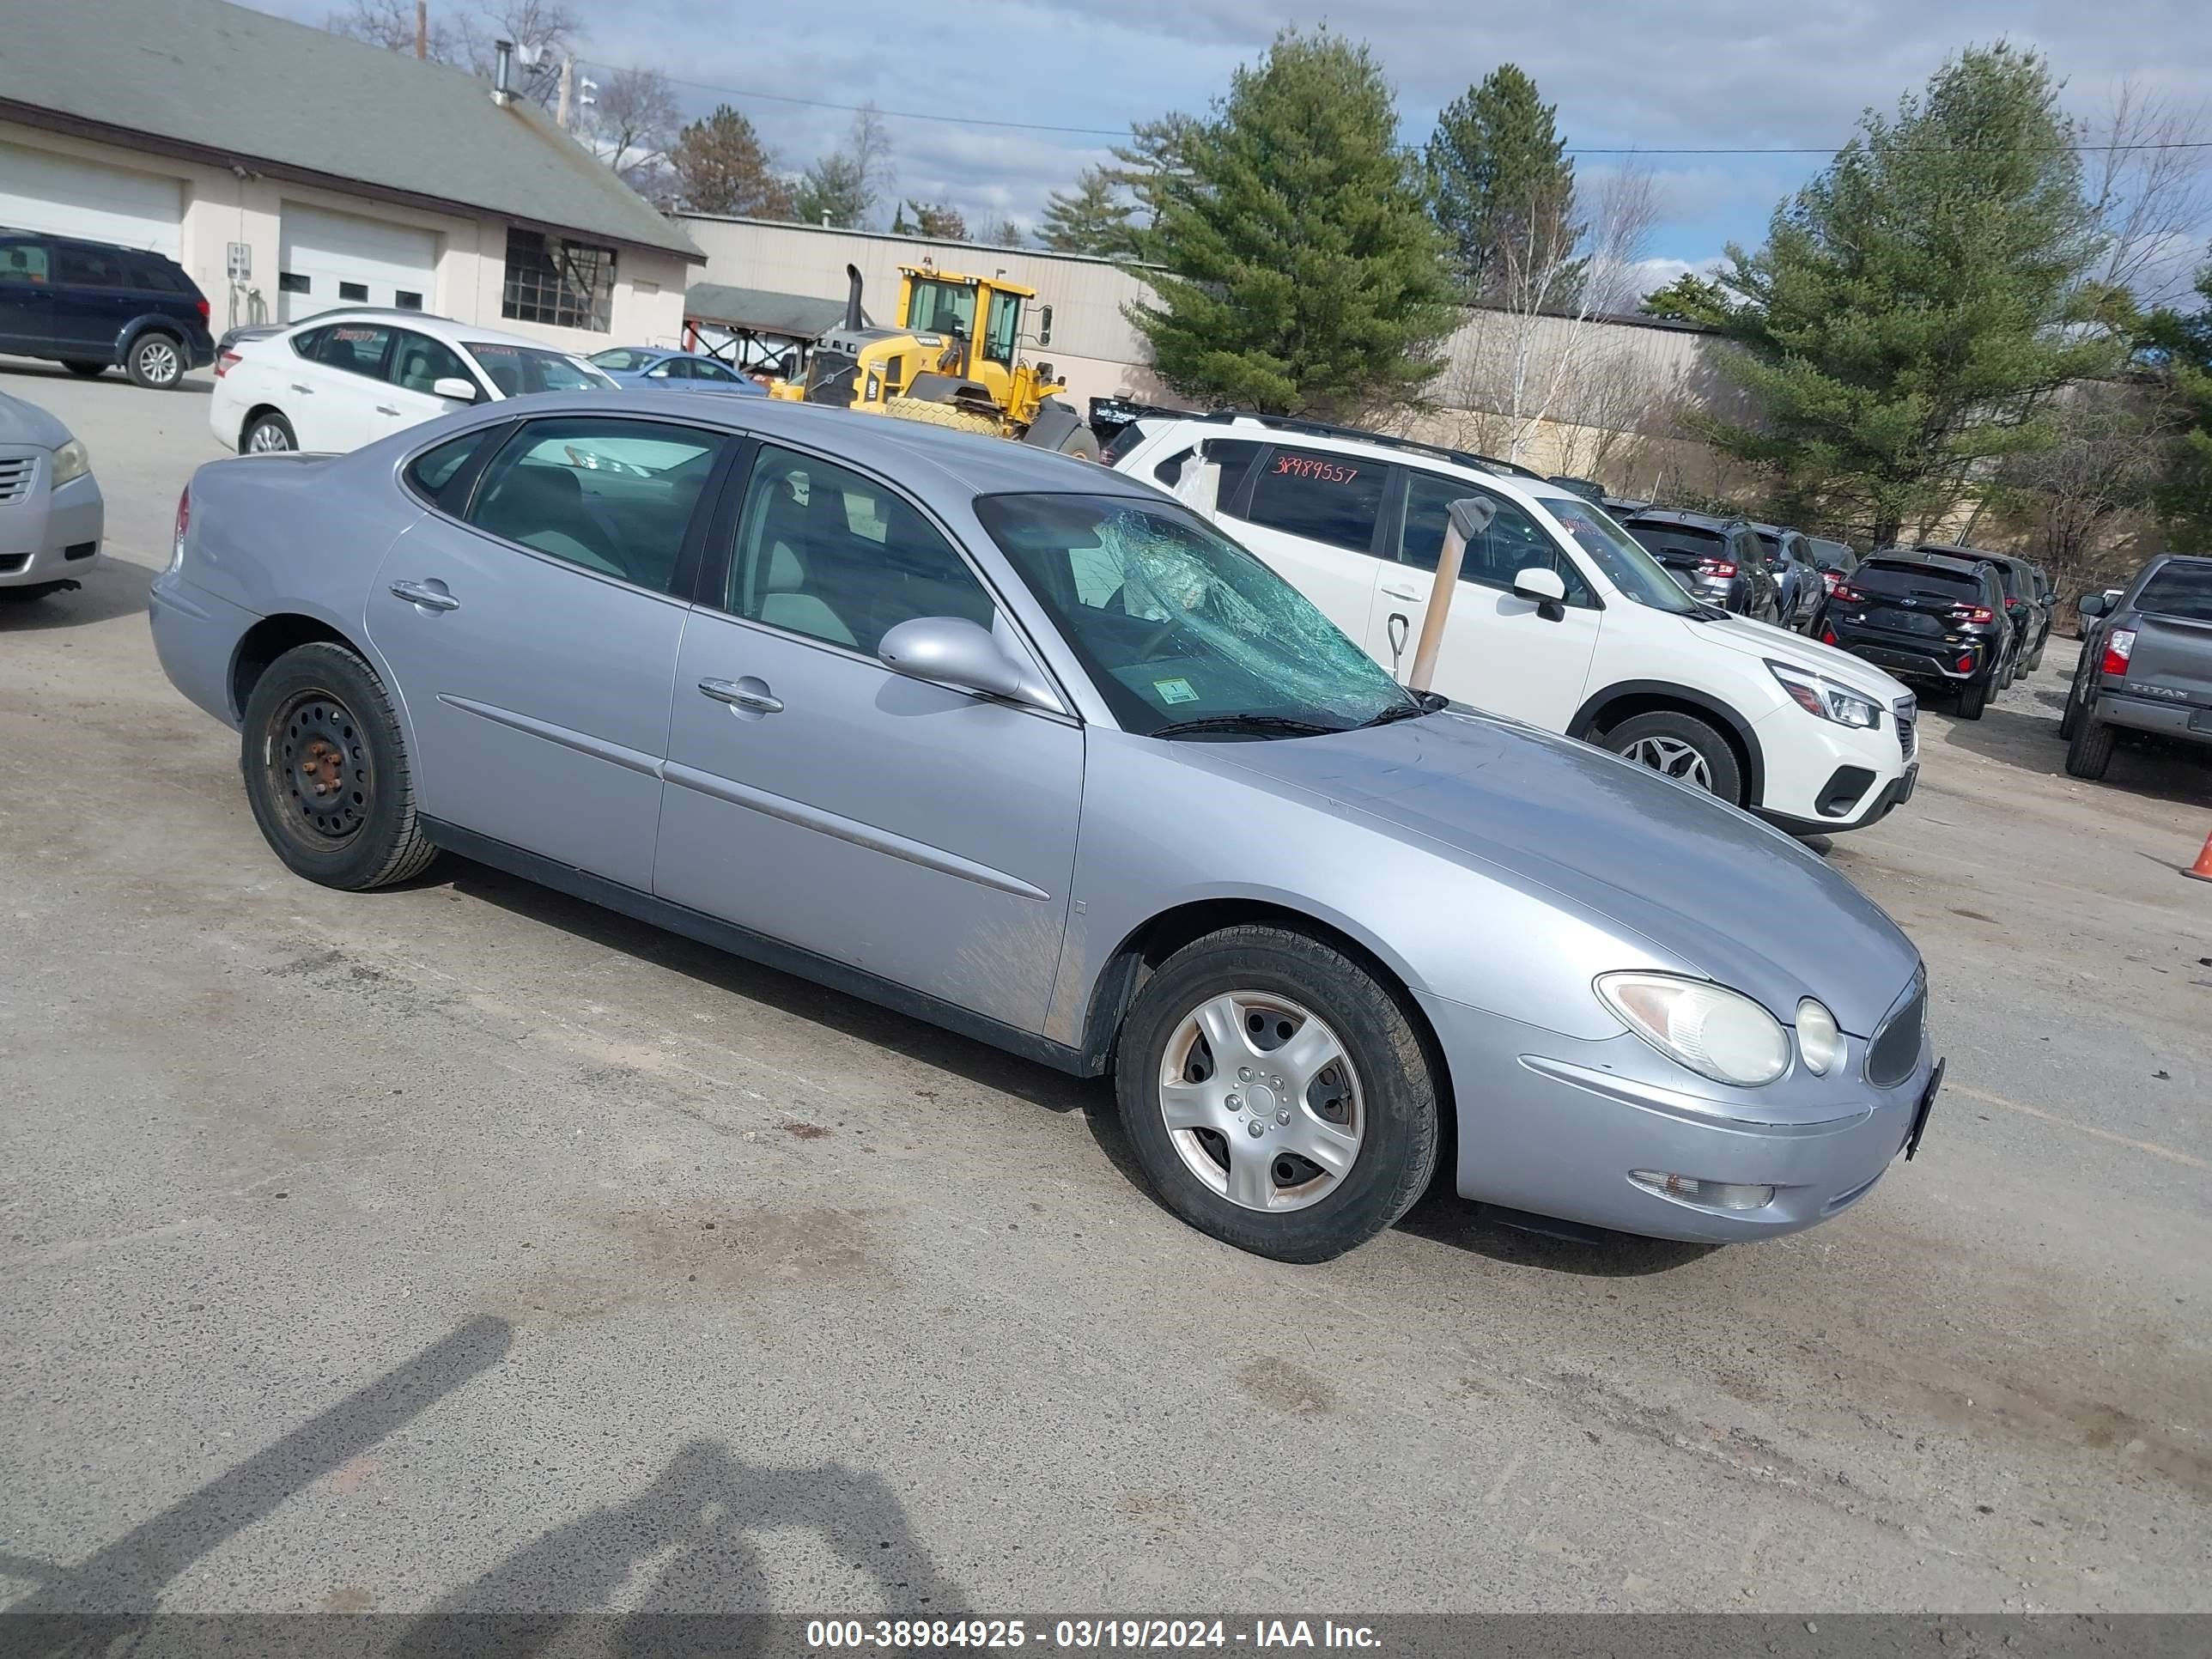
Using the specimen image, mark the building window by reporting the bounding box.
[278,271,310,294]
[339,281,368,302]
[501,228,615,332]
[395,290,423,310]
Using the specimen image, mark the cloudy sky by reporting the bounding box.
[252,1,2209,295]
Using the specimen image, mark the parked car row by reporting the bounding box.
[1815,544,2057,720]
[149,392,1942,1264]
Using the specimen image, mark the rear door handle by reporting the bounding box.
[1380,583,1424,602]
[389,580,460,612]
[375,404,400,416]
[698,678,782,714]
[289,382,313,394]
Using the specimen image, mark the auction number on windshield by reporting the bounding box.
[1271,455,1361,484]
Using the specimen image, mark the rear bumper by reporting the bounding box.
[1828,632,1993,684]
[2094,690,2212,744]
[1419,990,1936,1243]
[0,471,103,586]
[149,568,254,727]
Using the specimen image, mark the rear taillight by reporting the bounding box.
[1697,558,1738,578]
[1821,571,1840,592]
[2100,628,2136,677]
[215,350,240,379]
[1820,627,1839,645]
[170,485,190,572]
[196,297,211,322]
[1832,583,1865,605]
[1949,605,1995,624]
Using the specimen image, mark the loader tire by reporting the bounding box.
[882,397,1001,439]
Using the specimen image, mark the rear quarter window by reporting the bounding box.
[1242,446,1388,555]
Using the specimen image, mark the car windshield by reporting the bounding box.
[974,492,1414,737]
[1543,499,1702,614]
[2136,561,2212,622]
[588,348,657,372]
[467,343,616,396]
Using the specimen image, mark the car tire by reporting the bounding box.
[2064,708,2115,781]
[1056,424,1102,461]
[1996,656,2014,693]
[1956,678,1989,720]
[240,641,440,891]
[2058,684,2080,740]
[63,360,108,378]
[1113,926,1439,1263]
[2027,637,2045,672]
[1602,710,1745,805]
[242,411,296,454]
[124,331,186,390]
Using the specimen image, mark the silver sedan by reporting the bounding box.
[0,389,102,600]
[148,393,1941,1261]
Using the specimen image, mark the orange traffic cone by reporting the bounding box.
[2186,828,2212,884]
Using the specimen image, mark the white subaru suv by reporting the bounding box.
[1109,413,1919,833]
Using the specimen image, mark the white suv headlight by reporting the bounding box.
[1596,972,1790,1087]
[1768,659,1880,729]
[50,438,90,488]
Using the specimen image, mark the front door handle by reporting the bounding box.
[289,382,313,394]
[389,580,460,612]
[1380,583,1424,602]
[698,677,782,714]
[375,404,400,416]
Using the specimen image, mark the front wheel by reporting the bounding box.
[1114,927,1440,1262]
[240,641,439,890]
[1956,678,1989,720]
[1603,710,1746,805]
[125,332,185,389]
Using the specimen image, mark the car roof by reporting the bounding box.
[0,225,181,262]
[520,392,1160,507]
[1626,507,1741,530]
[1866,549,1988,576]
[1139,410,1573,501]
[279,309,570,354]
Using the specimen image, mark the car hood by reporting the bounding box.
[0,390,74,451]
[1675,612,1913,704]
[1208,710,1920,1035]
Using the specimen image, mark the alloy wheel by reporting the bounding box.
[137,338,181,386]
[1157,991,1364,1213]
[1621,733,1715,791]
[247,421,292,453]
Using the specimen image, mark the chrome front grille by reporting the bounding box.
[1866,970,1926,1087]
[0,453,34,503]
[1894,697,1918,763]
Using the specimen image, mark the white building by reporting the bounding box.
[0,0,700,350]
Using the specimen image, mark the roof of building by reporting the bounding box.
[0,0,700,262]
[684,283,869,337]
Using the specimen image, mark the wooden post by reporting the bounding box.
[1407,497,1494,693]
[415,1,428,59]
[556,55,574,129]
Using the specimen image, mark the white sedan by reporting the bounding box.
[209,311,615,455]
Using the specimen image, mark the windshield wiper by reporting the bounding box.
[1150,714,1348,740]
[1357,691,1445,728]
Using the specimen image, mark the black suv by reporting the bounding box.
[0,229,216,388]
[1619,509,1781,621]
[1822,550,2015,719]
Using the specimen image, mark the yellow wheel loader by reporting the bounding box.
[771,264,1099,459]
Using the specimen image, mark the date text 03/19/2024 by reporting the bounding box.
[805,1619,1383,1650]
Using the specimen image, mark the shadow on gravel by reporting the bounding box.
[0,357,212,394]
[0,555,151,632]
[1936,689,2212,807]
[1395,1191,1722,1276]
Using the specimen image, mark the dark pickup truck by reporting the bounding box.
[2063,553,2212,780]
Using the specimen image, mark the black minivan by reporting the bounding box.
[0,228,216,388]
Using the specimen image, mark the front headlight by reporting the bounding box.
[1768,659,1880,729]
[50,438,90,488]
[1596,972,1790,1087]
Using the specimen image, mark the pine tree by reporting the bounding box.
[1036,167,1138,258]
[794,155,870,228]
[670,106,793,220]
[2147,260,2212,545]
[896,202,967,240]
[1639,271,1731,325]
[1129,27,1457,419]
[1706,44,2122,544]
[1425,65,1579,303]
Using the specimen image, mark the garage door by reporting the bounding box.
[0,143,182,256]
[276,204,438,323]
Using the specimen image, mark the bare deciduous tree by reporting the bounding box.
[326,0,577,108]
[1994,376,2178,598]
[325,0,461,62]
[2082,79,2212,305]
[586,64,680,198]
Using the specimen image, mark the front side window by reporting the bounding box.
[1397,471,1595,607]
[0,240,52,284]
[314,323,393,378]
[726,445,994,654]
[501,228,616,332]
[589,348,656,372]
[465,342,615,397]
[982,290,1023,365]
[387,331,474,396]
[1546,499,1700,614]
[691,359,740,383]
[976,492,1413,736]
[905,279,976,338]
[466,416,724,593]
[1241,447,1388,556]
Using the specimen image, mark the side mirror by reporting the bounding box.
[878,616,1026,701]
[2077,592,2111,618]
[1511,566,1567,605]
[432,376,478,404]
[1037,304,1054,347]
[2039,589,2057,606]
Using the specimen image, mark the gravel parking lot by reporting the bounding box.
[3,362,2208,1617]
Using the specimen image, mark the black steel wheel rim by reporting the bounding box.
[270,689,372,844]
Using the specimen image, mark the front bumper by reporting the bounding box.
[1419,989,1938,1242]
[1747,696,1914,829]
[0,468,103,587]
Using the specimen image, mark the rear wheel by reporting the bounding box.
[1956,677,1989,720]
[1115,927,1439,1263]
[1603,710,1745,805]
[2026,635,2045,672]
[125,331,185,389]
[240,641,439,890]
[2064,707,2115,780]
[63,360,107,379]
[242,411,295,453]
